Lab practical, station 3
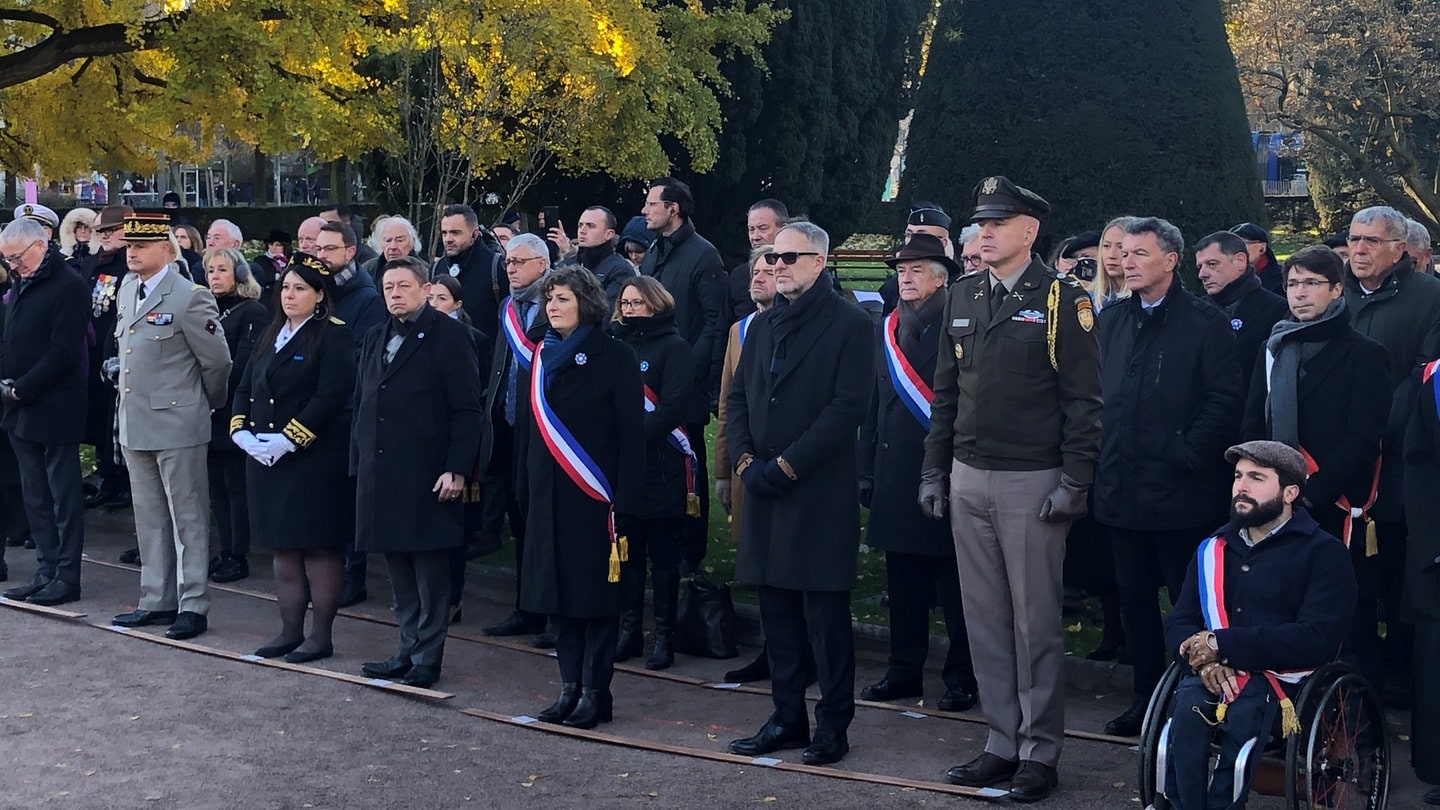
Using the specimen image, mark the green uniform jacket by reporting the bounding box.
[922,255,1102,484]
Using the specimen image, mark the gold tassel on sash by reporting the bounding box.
[618,534,629,562]
[686,493,701,517]
[1364,519,1379,557]
[1214,702,1228,724]
[608,541,621,583]
[1279,697,1301,738]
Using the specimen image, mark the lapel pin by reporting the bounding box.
[575,353,588,366]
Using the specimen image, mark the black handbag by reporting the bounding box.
[674,576,739,659]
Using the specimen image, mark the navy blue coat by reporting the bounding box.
[331,267,386,359]
[1164,508,1356,674]
[0,247,91,445]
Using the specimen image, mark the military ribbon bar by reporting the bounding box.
[881,310,934,430]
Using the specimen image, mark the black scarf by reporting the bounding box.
[767,278,830,378]
[1209,269,1263,315]
[577,241,617,271]
[896,290,944,357]
[1265,297,1349,447]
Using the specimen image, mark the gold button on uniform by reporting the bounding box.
[124,387,131,393]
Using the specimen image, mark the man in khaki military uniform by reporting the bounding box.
[921,177,1102,802]
[109,213,231,640]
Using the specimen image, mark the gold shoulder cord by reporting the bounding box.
[1046,280,1060,372]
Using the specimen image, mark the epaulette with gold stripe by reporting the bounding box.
[329,316,346,325]
[282,418,317,448]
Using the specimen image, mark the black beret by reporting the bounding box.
[908,201,952,230]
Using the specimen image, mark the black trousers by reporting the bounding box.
[12,437,85,585]
[883,550,976,692]
[484,418,537,618]
[1375,518,1413,687]
[1109,525,1210,701]
[627,516,683,573]
[680,420,709,567]
[206,450,249,558]
[552,614,618,690]
[385,549,453,668]
[758,585,855,733]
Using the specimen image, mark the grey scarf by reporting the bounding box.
[1265,297,1347,448]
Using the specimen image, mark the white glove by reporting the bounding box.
[231,430,266,457]
[253,432,297,467]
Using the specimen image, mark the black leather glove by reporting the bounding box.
[917,468,948,520]
[858,479,873,510]
[1038,474,1089,523]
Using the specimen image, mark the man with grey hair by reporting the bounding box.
[0,219,90,602]
[1342,204,1440,704]
[1094,215,1244,738]
[1406,217,1434,276]
[727,220,873,766]
[362,216,422,283]
[478,231,552,640]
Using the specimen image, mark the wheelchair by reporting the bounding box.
[1138,660,1390,808]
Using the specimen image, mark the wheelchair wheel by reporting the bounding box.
[1138,661,1186,807]
[1285,670,1390,809]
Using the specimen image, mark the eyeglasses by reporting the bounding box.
[1,240,40,266]
[761,251,819,266]
[505,255,544,267]
[313,243,348,253]
[618,299,648,309]
[1285,278,1336,290]
[961,255,983,266]
[1346,234,1402,247]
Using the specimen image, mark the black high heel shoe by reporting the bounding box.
[255,639,304,659]
[284,644,334,664]
[562,688,613,729]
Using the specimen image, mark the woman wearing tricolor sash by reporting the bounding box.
[609,276,695,671]
[518,267,644,729]
[1161,441,1356,809]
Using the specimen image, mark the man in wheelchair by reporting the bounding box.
[1161,441,1358,809]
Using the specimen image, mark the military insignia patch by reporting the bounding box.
[204,318,216,334]
[1076,298,1095,332]
[981,177,999,195]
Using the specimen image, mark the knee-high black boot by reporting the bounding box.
[646,569,678,671]
[615,561,646,662]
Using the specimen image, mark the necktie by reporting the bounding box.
[137,282,148,304]
[990,281,1005,317]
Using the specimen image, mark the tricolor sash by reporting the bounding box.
[881,310,934,429]
[1297,445,1381,555]
[643,383,700,517]
[1195,534,1303,736]
[501,296,537,371]
[737,312,756,348]
[530,347,623,581]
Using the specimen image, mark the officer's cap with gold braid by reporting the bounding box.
[122,213,172,241]
[290,251,332,277]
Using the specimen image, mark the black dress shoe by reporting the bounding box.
[26,578,80,606]
[1103,702,1146,737]
[284,644,333,664]
[531,631,557,649]
[723,652,770,683]
[85,484,119,508]
[801,728,849,766]
[111,608,178,628]
[728,722,810,756]
[1085,641,1124,662]
[164,611,208,640]
[536,683,581,723]
[396,664,440,688]
[1424,785,1440,805]
[338,581,367,609]
[118,548,142,565]
[480,611,546,637]
[208,555,225,575]
[210,556,249,583]
[103,490,133,511]
[859,677,923,702]
[937,686,978,712]
[361,656,412,679]
[562,687,613,729]
[945,752,1019,787]
[1008,761,1059,803]
[22,537,33,549]
[3,572,52,601]
[255,639,304,658]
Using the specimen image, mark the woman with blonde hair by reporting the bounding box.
[1092,216,1133,311]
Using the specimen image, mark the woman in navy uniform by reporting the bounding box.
[230,253,356,663]
[520,266,644,728]
[608,276,695,671]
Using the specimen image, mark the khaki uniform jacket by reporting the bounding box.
[922,256,1102,484]
[115,268,232,451]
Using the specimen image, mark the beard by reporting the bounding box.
[1230,492,1286,528]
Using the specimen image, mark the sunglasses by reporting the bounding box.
[762,251,819,266]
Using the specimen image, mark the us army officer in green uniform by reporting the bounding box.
[920,177,1102,802]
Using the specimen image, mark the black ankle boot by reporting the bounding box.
[614,563,646,662]
[646,569,678,671]
[562,687,613,729]
[536,683,581,723]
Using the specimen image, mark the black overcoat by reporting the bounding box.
[640,219,727,420]
[1402,359,1440,784]
[80,247,127,446]
[727,283,875,592]
[0,247,91,445]
[1208,271,1288,403]
[351,305,484,554]
[611,312,695,519]
[232,318,356,551]
[517,325,644,618]
[1241,318,1389,520]
[858,301,951,556]
[478,301,547,476]
[209,295,269,453]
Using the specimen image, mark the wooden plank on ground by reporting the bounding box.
[0,595,88,619]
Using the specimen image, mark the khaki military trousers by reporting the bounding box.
[123,444,212,615]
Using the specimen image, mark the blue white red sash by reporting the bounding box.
[501,297,537,371]
[643,383,700,516]
[737,312,756,348]
[881,310,934,429]
[1196,534,1302,735]
[530,346,621,580]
